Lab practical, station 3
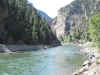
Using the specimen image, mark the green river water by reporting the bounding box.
[0,45,87,75]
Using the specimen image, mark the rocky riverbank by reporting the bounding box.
[73,42,100,75]
[0,44,11,53]
[0,42,61,53]
[0,44,52,53]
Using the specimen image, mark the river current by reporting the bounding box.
[0,45,87,75]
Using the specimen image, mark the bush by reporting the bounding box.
[88,14,100,49]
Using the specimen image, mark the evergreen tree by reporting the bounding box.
[6,0,58,44]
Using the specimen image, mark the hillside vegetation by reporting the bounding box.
[0,0,58,45]
[88,14,100,49]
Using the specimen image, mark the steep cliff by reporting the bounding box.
[51,0,100,41]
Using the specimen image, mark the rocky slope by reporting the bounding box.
[51,0,100,40]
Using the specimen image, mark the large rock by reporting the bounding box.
[0,44,11,52]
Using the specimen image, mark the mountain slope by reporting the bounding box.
[51,0,100,41]
[0,0,59,44]
[38,10,52,22]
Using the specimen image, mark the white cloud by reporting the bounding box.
[28,0,74,18]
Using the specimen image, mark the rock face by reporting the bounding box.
[51,0,100,39]
[51,13,66,38]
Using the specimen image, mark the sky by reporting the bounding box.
[28,0,74,18]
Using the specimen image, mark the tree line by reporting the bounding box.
[0,0,58,45]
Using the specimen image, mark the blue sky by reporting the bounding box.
[28,0,74,18]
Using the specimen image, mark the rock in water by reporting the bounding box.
[0,44,11,53]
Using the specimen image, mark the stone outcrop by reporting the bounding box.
[51,0,100,39]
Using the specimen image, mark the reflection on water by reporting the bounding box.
[0,45,87,75]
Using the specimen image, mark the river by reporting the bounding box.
[0,45,87,75]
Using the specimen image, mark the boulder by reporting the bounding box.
[89,55,96,64]
[79,65,88,74]
[0,44,11,52]
[82,60,90,67]
[73,72,79,75]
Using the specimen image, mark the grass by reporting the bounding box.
[96,49,100,53]
[88,43,100,53]
[96,60,100,64]
[88,43,97,49]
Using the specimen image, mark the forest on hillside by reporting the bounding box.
[88,14,100,49]
[0,0,58,45]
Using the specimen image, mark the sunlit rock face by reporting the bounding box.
[51,0,100,39]
[51,12,66,38]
